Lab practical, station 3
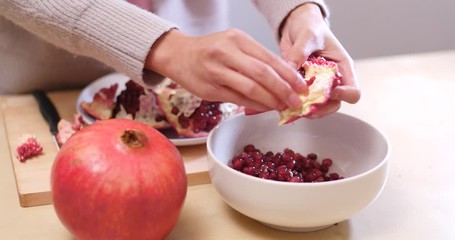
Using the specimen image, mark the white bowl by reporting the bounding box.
[206,111,390,232]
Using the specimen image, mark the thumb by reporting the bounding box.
[284,46,313,71]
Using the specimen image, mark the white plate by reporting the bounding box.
[76,72,208,146]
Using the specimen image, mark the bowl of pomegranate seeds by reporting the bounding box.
[206,111,390,232]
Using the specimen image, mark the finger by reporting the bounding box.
[330,85,361,104]
[210,85,271,113]
[218,67,288,110]
[308,100,341,119]
[318,37,360,92]
[244,108,267,115]
[222,49,303,110]
[281,29,321,69]
[232,31,308,95]
[314,40,361,104]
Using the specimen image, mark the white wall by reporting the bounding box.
[228,0,455,59]
[227,1,280,54]
[327,0,455,59]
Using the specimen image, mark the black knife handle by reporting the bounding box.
[32,90,61,135]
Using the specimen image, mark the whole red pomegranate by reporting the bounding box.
[51,119,187,240]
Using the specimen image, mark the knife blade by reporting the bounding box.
[32,89,62,149]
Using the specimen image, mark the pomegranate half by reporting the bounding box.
[51,119,187,240]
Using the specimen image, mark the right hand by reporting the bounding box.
[279,3,361,118]
[145,29,307,113]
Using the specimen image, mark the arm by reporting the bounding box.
[0,0,307,113]
[0,0,177,83]
[252,0,329,39]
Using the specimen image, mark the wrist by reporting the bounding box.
[279,3,325,38]
[145,29,188,76]
[290,3,325,18]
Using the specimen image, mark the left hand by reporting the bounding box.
[279,3,361,118]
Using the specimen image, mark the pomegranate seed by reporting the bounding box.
[295,153,305,162]
[329,173,340,180]
[16,137,43,162]
[315,176,325,182]
[263,161,275,169]
[302,158,311,169]
[259,171,270,179]
[319,164,329,173]
[171,100,223,133]
[245,157,254,167]
[286,160,296,170]
[290,175,303,182]
[313,168,322,177]
[242,166,256,176]
[243,144,256,153]
[306,76,316,86]
[282,153,293,163]
[178,115,190,128]
[307,153,318,160]
[322,158,333,167]
[171,106,179,115]
[231,157,244,171]
[311,160,321,169]
[228,144,343,183]
[253,154,265,164]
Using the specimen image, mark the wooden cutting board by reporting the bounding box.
[0,90,210,208]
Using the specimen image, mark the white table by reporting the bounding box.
[1,50,454,239]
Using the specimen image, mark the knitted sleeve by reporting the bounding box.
[252,0,329,39]
[0,0,177,83]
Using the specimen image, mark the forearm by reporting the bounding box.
[251,0,329,39]
[0,0,177,83]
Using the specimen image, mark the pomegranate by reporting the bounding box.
[80,78,240,138]
[156,80,240,137]
[80,83,118,120]
[113,80,170,129]
[51,119,187,240]
[229,144,343,182]
[56,113,84,145]
[279,56,342,125]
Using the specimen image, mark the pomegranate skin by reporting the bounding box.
[51,119,187,240]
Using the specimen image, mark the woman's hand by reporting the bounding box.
[280,3,361,118]
[146,29,308,113]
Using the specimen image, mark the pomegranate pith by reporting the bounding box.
[279,56,342,125]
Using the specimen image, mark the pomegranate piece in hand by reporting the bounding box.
[279,56,342,125]
[16,136,43,162]
[80,83,118,120]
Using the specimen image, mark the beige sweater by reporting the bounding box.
[0,0,328,94]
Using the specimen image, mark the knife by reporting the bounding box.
[32,89,62,149]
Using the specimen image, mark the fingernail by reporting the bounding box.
[287,93,302,109]
[294,74,308,93]
[277,102,287,111]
